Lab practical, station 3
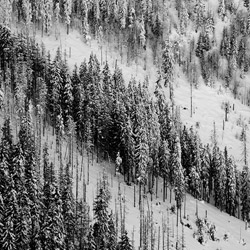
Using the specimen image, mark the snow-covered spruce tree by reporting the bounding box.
[229,28,238,75]
[98,61,113,154]
[1,177,17,250]
[194,0,205,32]
[147,101,161,192]
[71,64,84,143]
[209,123,220,196]
[42,143,51,208]
[61,62,73,128]
[161,40,174,88]
[120,113,135,183]
[189,134,202,200]
[159,139,170,201]
[41,180,65,250]
[12,143,31,250]
[61,162,75,250]
[200,145,210,202]
[179,2,189,36]
[18,114,43,249]
[117,231,133,250]
[44,0,53,35]
[244,0,250,9]
[54,2,60,39]
[134,103,149,186]
[218,0,226,21]
[0,0,12,28]
[85,53,101,149]
[108,66,126,159]
[241,125,248,166]
[240,126,250,220]
[0,118,15,250]
[87,225,96,250]
[55,108,65,154]
[157,102,172,148]
[240,165,250,221]
[220,26,230,60]
[224,149,236,216]
[22,0,32,29]
[14,61,28,117]
[170,129,185,210]
[107,212,117,250]
[180,126,191,184]
[195,32,210,59]
[185,126,197,191]
[247,12,250,35]
[93,175,112,249]
[64,0,72,34]
[214,152,227,211]
[47,53,63,127]
[238,37,248,77]
[204,11,215,35]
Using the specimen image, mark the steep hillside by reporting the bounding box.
[31,16,250,250]
[33,23,250,169]
[1,0,250,250]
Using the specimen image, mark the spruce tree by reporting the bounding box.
[64,0,72,34]
[194,0,205,32]
[225,152,236,216]
[12,143,31,250]
[170,130,185,209]
[62,162,75,249]
[179,2,189,35]
[117,231,133,250]
[61,63,73,128]
[241,165,250,221]
[244,0,249,9]
[218,0,226,20]
[161,41,174,88]
[220,27,230,59]
[93,175,111,249]
[19,114,42,250]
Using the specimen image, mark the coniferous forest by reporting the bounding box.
[0,0,250,249]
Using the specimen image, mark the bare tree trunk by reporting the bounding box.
[134,184,136,207]
[157,226,160,250]
[87,151,90,185]
[170,187,172,204]
[163,177,166,202]
[156,176,158,198]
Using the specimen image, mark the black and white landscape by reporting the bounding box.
[0,0,249,249]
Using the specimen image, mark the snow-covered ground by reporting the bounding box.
[28,23,250,249]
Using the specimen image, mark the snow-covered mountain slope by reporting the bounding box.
[37,118,250,250]
[33,24,250,170]
[29,23,250,249]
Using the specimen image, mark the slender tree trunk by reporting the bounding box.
[156,176,158,198]
[184,193,186,219]
[87,151,90,185]
[163,177,166,202]
[67,23,69,35]
[157,226,160,250]
[134,184,136,207]
[177,206,179,227]
[170,187,172,204]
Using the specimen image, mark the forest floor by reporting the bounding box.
[19,23,250,249]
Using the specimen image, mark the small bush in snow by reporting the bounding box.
[170,204,176,214]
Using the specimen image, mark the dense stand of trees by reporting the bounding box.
[1,0,250,98]
[0,0,250,248]
[0,24,249,228]
[0,116,134,249]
